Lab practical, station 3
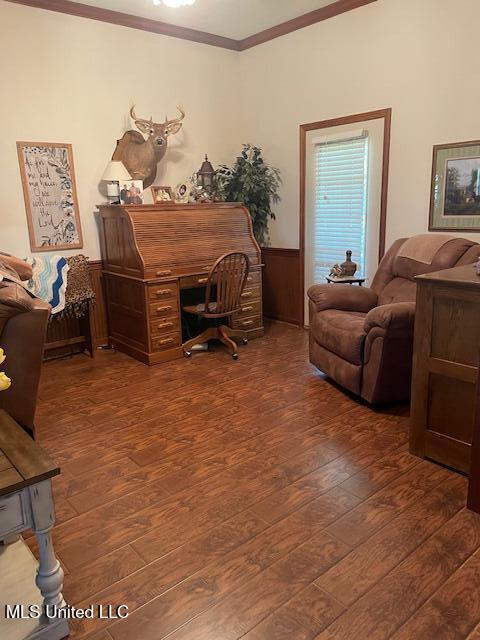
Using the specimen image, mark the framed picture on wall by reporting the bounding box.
[429,139,480,231]
[16,141,83,252]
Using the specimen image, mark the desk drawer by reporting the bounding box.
[245,271,261,286]
[179,274,210,290]
[232,314,262,331]
[0,492,28,537]
[240,285,261,301]
[147,283,178,302]
[150,316,180,336]
[149,300,178,319]
[146,268,175,280]
[237,299,262,317]
[152,333,181,352]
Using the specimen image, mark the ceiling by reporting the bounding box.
[73,0,336,40]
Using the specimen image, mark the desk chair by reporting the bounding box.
[182,252,250,360]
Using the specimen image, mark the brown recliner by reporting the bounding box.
[308,235,480,404]
[0,256,50,435]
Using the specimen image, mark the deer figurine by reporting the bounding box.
[112,105,185,188]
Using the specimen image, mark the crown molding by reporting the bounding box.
[238,0,377,50]
[4,0,242,50]
[4,0,377,51]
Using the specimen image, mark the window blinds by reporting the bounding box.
[312,134,369,282]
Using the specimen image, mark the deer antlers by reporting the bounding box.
[130,105,185,129]
[130,105,153,126]
[165,106,185,126]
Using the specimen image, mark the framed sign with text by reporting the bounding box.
[16,141,83,252]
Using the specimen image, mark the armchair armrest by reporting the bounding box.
[0,280,42,334]
[0,298,50,433]
[0,254,33,281]
[307,283,378,313]
[364,302,415,333]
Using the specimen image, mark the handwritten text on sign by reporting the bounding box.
[18,143,82,251]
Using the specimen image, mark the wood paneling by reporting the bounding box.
[88,260,109,348]
[299,108,392,326]
[6,0,378,51]
[262,248,302,326]
[29,321,480,639]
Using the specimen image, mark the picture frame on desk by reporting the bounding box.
[429,139,480,232]
[174,182,192,203]
[151,186,173,203]
[119,180,144,205]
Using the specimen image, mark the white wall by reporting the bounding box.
[239,0,480,250]
[0,1,240,259]
[3,0,480,260]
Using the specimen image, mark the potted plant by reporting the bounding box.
[216,144,281,246]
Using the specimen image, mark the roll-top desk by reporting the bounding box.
[97,203,264,365]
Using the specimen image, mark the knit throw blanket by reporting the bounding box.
[62,254,95,319]
[26,254,94,318]
[26,255,69,314]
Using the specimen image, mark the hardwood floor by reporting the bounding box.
[31,321,480,640]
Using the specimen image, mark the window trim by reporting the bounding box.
[299,108,392,326]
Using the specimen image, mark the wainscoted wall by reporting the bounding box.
[261,248,302,326]
[88,261,109,347]
[48,251,302,358]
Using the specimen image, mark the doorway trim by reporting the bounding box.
[299,107,392,326]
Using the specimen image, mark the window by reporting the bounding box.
[302,112,389,325]
[312,133,369,282]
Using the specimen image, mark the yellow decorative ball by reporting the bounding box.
[0,372,11,391]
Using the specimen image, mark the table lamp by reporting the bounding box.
[101,161,132,204]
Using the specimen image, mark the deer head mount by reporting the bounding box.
[112,105,185,189]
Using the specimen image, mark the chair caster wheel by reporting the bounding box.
[184,351,192,358]
[242,338,248,345]
[232,353,239,360]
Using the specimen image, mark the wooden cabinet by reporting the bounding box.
[410,264,480,473]
[97,203,264,365]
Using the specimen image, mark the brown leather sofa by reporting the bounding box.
[308,235,480,404]
[0,256,50,435]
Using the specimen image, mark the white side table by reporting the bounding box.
[0,410,68,640]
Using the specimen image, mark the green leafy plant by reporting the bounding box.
[216,144,281,246]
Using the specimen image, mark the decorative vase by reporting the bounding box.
[340,250,357,277]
